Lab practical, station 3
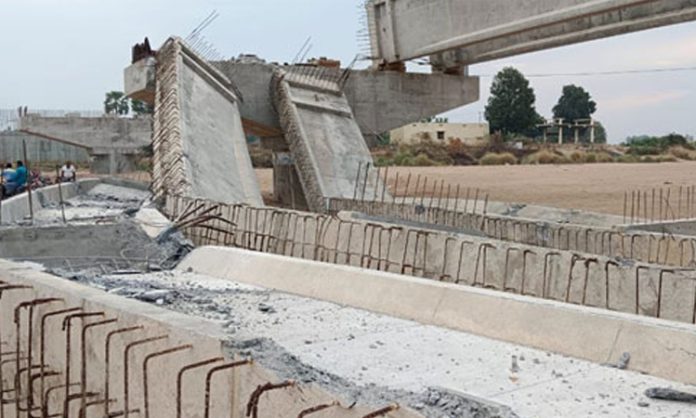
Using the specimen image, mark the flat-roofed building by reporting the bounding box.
[390,122,489,145]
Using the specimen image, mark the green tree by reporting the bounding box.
[553,85,597,123]
[104,91,130,115]
[131,99,154,116]
[484,67,541,137]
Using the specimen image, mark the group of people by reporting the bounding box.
[0,161,77,198]
[1,161,28,196]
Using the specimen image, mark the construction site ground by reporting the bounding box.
[256,161,696,215]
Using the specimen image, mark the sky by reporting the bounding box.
[1,0,695,143]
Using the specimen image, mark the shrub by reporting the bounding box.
[617,155,640,163]
[523,150,569,165]
[569,151,586,163]
[413,153,437,166]
[657,155,678,163]
[625,133,689,156]
[584,153,598,163]
[670,146,696,160]
[479,152,517,166]
[596,153,614,163]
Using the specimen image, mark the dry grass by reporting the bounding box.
[669,146,696,161]
[479,152,517,166]
[523,150,569,165]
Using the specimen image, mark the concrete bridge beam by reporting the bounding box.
[366,0,696,66]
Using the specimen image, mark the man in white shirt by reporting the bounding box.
[60,161,77,182]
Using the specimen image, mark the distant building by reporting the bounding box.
[390,122,489,145]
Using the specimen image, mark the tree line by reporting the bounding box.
[484,67,605,143]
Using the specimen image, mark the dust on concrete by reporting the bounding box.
[31,183,151,225]
[56,271,517,418]
[226,338,518,418]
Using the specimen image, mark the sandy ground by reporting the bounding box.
[256,161,696,216]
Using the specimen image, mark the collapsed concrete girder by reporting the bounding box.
[150,38,263,206]
[271,69,386,212]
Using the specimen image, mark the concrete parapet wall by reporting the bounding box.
[0,179,100,224]
[164,194,696,325]
[179,246,696,386]
[0,259,423,418]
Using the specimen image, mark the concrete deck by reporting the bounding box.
[74,266,696,418]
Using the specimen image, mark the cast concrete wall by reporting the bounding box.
[342,70,480,139]
[0,259,423,418]
[179,246,696,387]
[164,195,696,325]
[0,131,90,163]
[19,114,151,154]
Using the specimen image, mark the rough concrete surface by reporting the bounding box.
[30,183,150,225]
[1,183,191,273]
[52,269,696,418]
[273,69,383,212]
[178,58,263,205]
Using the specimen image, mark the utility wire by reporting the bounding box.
[476,66,696,78]
[410,58,696,77]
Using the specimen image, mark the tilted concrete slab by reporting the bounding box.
[151,37,263,206]
[272,70,385,212]
[366,0,696,66]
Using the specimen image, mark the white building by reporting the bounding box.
[390,122,489,145]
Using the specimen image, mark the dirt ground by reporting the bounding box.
[255,161,696,216]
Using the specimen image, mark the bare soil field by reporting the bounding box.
[255,161,696,216]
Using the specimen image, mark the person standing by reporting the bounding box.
[60,161,77,182]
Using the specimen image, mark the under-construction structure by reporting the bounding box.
[2,1,696,417]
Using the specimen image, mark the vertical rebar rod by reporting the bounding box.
[22,140,33,223]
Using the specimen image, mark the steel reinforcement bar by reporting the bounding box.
[164,194,696,325]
